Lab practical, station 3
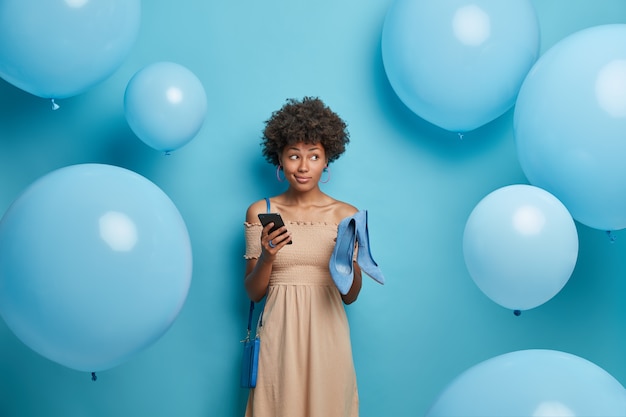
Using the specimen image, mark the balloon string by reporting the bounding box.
[51,99,60,110]
[606,230,616,243]
[91,372,97,382]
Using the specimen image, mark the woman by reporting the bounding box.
[243,97,361,416]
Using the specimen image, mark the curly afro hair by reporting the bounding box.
[261,97,350,166]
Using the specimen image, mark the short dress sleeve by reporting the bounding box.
[244,222,263,259]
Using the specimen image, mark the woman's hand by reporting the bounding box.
[261,222,292,255]
[245,222,292,302]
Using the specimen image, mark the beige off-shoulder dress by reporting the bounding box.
[244,221,358,417]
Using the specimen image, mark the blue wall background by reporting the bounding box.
[1,1,626,416]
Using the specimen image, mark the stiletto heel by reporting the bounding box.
[329,216,357,295]
[355,210,385,285]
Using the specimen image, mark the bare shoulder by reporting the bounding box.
[331,199,359,223]
[245,199,269,223]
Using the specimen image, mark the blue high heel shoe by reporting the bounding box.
[354,210,385,285]
[329,215,357,295]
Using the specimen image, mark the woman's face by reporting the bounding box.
[279,142,327,190]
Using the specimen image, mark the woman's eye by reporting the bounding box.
[289,155,298,160]
[311,155,319,160]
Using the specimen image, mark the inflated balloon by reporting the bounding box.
[463,185,578,311]
[515,24,626,231]
[124,62,208,153]
[381,0,539,132]
[0,0,140,99]
[426,349,626,417]
[0,164,192,372]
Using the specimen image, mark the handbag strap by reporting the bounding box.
[246,197,271,333]
[246,300,255,333]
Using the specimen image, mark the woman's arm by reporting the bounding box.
[341,261,362,304]
[243,202,292,302]
[244,256,272,302]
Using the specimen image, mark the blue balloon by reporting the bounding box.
[426,349,626,417]
[124,62,208,153]
[515,24,626,231]
[0,0,140,99]
[0,164,192,372]
[381,0,539,132]
[463,185,578,311]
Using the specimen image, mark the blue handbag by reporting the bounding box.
[240,301,261,388]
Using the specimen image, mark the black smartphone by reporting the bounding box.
[258,212,292,244]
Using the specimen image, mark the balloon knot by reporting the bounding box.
[606,230,617,243]
[51,99,60,110]
[513,310,521,316]
[457,133,464,140]
[91,372,97,382]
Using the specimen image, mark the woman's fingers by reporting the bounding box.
[263,223,291,251]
